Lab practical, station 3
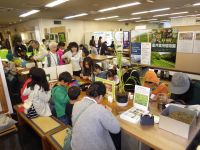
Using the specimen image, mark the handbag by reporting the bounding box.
[63,102,93,150]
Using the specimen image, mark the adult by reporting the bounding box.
[89,36,96,46]
[31,40,48,62]
[97,36,102,54]
[14,40,27,57]
[62,42,82,76]
[100,41,108,55]
[169,72,200,105]
[71,81,120,150]
[44,42,59,68]
[90,43,98,55]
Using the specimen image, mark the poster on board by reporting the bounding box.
[141,43,151,65]
[150,28,178,68]
[131,43,141,64]
[177,32,194,53]
[123,31,130,49]
[193,32,200,53]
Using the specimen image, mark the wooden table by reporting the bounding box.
[13,105,66,150]
[89,54,115,62]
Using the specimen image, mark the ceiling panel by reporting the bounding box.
[0,0,200,27]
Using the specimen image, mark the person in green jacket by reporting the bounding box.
[51,71,72,124]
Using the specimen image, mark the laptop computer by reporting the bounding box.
[120,85,150,124]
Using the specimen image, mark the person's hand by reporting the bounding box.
[82,76,88,80]
[80,74,83,78]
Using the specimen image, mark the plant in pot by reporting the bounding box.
[113,34,128,107]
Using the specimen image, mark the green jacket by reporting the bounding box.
[51,85,69,117]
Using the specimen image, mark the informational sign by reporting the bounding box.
[150,28,178,68]
[131,43,141,64]
[141,43,151,65]
[177,32,194,53]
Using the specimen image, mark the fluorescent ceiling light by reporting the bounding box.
[99,2,141,12]
[136,19,157,22]
[95,16,119,21]
[153,11,188,17]
[45,0,69,7]
[118,17,141,21]
[170,14,200,19]
[193,2,200,6]
[64,13,88,19]
[132,8,170,15]
[19,10,40,17]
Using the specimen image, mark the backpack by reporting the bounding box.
[123,70,141,92]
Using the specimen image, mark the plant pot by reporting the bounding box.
[116,92,128,107]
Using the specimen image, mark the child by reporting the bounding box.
[65,86,81,126]
[90,43,98,55]
[80,57,94,80]
[107,69,119,85]
[143,70,168,98]
[94,64,107,79]
[23,68,51,118]
[57,42,65,65]
[51,71,72,124]
[21,67,36,102]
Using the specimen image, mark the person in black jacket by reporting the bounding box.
[100,41,107,55]
[14,40,27,57]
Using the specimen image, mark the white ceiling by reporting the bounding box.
[0,0,200,27]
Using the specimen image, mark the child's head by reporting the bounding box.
[107,69,117,81]
[6,52,14,61]
[94,64,103,74]
[58,42,65,50]
[82,48,89,58]
[29,68,49,91]
[143,70,160,89]
[58,71,72,86]
[68,86,81,101]
[70,42,79,53]
[83,57,93,69]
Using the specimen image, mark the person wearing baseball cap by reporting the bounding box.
[170,72,200,105]
[143,70,168,95]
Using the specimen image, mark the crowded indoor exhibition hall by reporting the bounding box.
[0,0,200,150]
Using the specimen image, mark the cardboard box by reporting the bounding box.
[159,105,197,139]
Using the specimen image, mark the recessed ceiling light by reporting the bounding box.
[118,17,141,21]
[136,19,158,22]
[94,16,119,21]
[132,8,170,15]
[99,2,141,12]
[153,11,188,17]
[193,2,200,6]
[45,0,69,7]
[19,10,40,17]
[63,13,88,19]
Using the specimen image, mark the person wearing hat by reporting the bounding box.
[169,72,200,105]
[143,70,168,96]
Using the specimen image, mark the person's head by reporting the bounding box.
[16,40,22,46]
[99,36,102,40]
[86,81,106,103]
[29,67,37,78]
[112,41,114,44]
[6,52,14,61]
[31,40,40,49]
[107,69,117,81]
[82,47,89,58]
[42,39,46,44]
[58,42,65,50]
[68,86,81,101]
[49,42,58,53]
[94,64,103,74]
[28,68,49,91]
[170,72,190,95]
[58,71,72,86]
[69,42,79,53]
[91,36,94,40]
[83,57,93,70]
[143,70,160,89]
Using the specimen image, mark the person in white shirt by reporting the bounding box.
[44,42,59,68]
[62,42,82,76]
[90,43,98,55]
[23,68,51,118]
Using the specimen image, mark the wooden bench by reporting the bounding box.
[13,105,66,150]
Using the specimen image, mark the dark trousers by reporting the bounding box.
[110,131,121,150]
